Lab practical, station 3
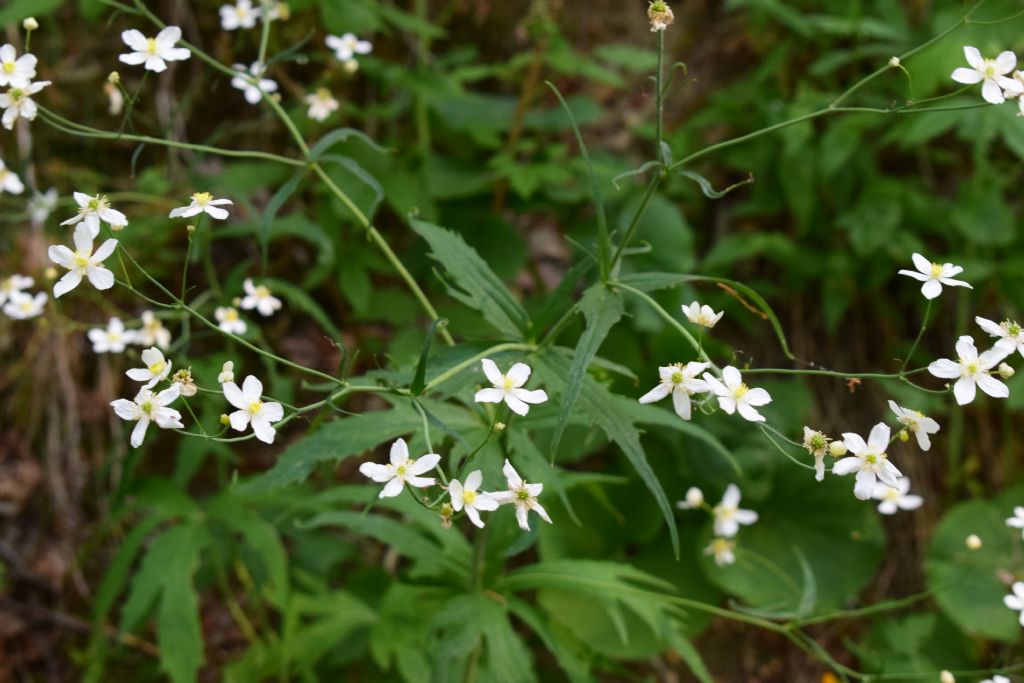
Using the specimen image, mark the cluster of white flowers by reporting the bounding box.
[0,274,47,320]
[676,484,757,567]
[84,312,172,353]
[0,43,51,130]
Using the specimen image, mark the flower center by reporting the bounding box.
[225,308,238,321]
[810,434,827,451]
[7,88,24,103]
[984,62,997,77]
[248,400,263,414]
[145,38,159,55]
[19,300,32,312]
[73,253,91,269]
[966,361,979,375]
[516,487,530,501]
[86,196,108,212]
[1005,320,1022,338]
[670,371,683,384]
[2,61,14,74]
[192,191,213,205]
[929,263,943,278]
[463,490,477,505]
[255,285,271,298]
[148,360,166,374]
[711,538,732,553]
[502,376,515,390]
[864,453,878,465]
[733,383,749,398]
[396,464,408,476]
[140,401,153,414]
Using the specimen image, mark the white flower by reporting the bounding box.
[0,80,50,129]
[126,347,172,388]
[3,290,46,319]
[0,274,33,306]
[888,400,940,451]
[676,486,704,509]
[871,477,923,515]
[47,224,118,298]
[88,317,134,353]
[215,306,247,334]
[240,278,282,317]
[1004,581,1024,627]
[0,45,37,88]
[218,361,235,384]
[473,359,549,416]
[976,316,1024,359]
[681,301,723,328]
[0,159,23,194]
[704,537,735,567]
[928,335,1009,406]
[703,366,772,422]
[220,0,261,30]
[325,33,372,62]
[304,88,339,122]
[980,676,1010,683]
[897,253,971,300]
[965,534,983,550]
[223,374,284,444]
[136,310,171,350]
[358,438,440,498]
[492,459,552,531]
[833,423,903,500]
[119,26,191,73]
[951,46,1023,104]
[803,427,831,482]
[638,361,710,420]
[231,62,277,105]
[28,187,57,226]
[1007,506,1024,538]
[104,81,123,115]
[111,385,184,448]
[60,192,128,237]
[448,470,500,528]
[169,192,233,220]
[712,484,758,537]
[939,672,954,683]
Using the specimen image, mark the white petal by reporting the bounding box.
[480,358,504,386]
[389,438,410,466]
[867,422,890,452]
[953,377,977,405]
[921,278,942,300]
[474,387,505,404]
[950,67,984,84]
[638,383,670,404]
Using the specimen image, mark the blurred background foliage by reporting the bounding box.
[1,0,1023,681]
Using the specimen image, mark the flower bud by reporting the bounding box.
[647,1,674,32]
[677,486,704,510]
[110,223,126,232]
[965,534,982,550]
[220,414,230,426]
[888,56,901,68]
[343,59,359,74]
[494,421,506,432]
[439,502,454,529]
[999,362,1015,379]
[23,17,38,31]
[44,267,57,280]
[108,71,120,85]
[232,297,242,307]
[186,224,196,234]
[828,441,847,457]
[898,429,909,442]
[939,670,955,683]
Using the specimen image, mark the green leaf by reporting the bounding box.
[240,404,422,492]
[549,284,623,457]
[262,276,343,340]
[411,319,449,395]
[309,127,387,159]
[0,0,61,22]
[319,154,385,219]
[677,169,754,199]
[260,171,305,274]
[409,216,530,338]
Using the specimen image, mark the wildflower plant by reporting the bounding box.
[4,1,1024,682]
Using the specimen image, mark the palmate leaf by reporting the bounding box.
[409,216,531,338]
[536,350,680,557]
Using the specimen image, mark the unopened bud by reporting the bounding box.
[828,441,847,457]
[939,670,955,683]
[965,534,982,550]
[999,362,1015,379]
[647,1,674,32]
[342,59,359,74]
[220,414,230,426]
[44,267,57,280]
[888,56,900,68]
[899,429,909,442]
[186,224,196,234]
[494,421,506,432]
[23,17,38,31]
[108,71,120,85]
[678,486,703,509]
[232,296,242,307]
[439,502,454,529]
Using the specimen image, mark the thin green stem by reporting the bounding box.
[421,342,537,394]
[609,174,661,273]
[654,29,664,160]
[901,298,932,374]
[257,8,273,66]
[742,367,930,380]
[615,282,716,370]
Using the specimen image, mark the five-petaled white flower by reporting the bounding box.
[803,427,831,482]
[111,385,184,448]
[681,301,723,329]
[0,79,50,129]
[705,537,736,567]
[3,291,46,319]
[1004,581,1024,627]
[448,470,500,528]
[871,477,923,515]
[126,347,172,388]
[1006,506,1024,538]
[60,192,128,237]
[240,278,282,317]
[712,484,758,537]
[833,423,903,500]
[898,253,971,300]
[0,159,23,194]
[359,438,440,498]
[88,317,134,353]
[703,366,772,422]
[218,361,235,384]
[119,26,191,73]
[676,486,704,509]
[47,224,118,298]
[0,274,33,306]
[136,310,171,349]
[928,335,1009,406]
[492,459,552,531]
[215,306,247,334]
[325,33,372,62]
[887,400,940,451]
[0,45,37,89]
[231,62,278,105]
[169,192,233,220]
[976,316,1024,359]
[223,374,284,444]
[28,187,57,226]
[305,88,339,122]
[638,361,710,420]
[220,0,261,30]
[473,359,549,416]
[951,46,1023,105]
